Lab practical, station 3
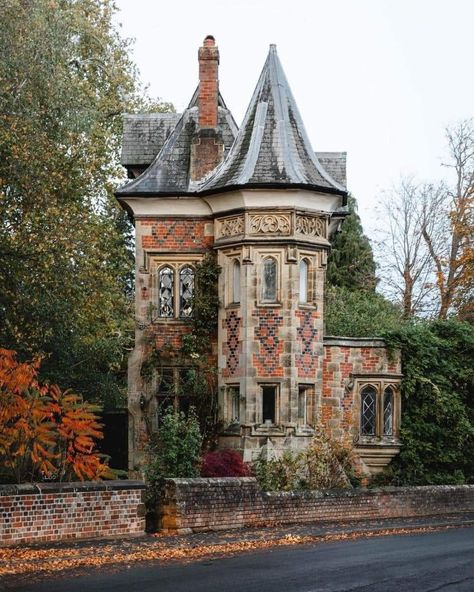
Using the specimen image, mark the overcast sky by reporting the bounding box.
[114,0,474,233]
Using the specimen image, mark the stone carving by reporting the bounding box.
[218,216,244,238]
[249,214,291,234]
[296,215,325,237]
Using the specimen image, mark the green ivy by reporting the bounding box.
[374,320,474,486]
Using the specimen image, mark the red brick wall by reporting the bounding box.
[222,310,242,378]
[140,218,213,252]
[295,310,321,378]
[160,478,474,533]
[0,481,145,547]
[253,309,284,377]
[322,341,402,433]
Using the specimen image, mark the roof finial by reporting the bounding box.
[269,43,277,52]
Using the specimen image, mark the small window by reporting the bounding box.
[228,385,240,423]
[360,386,376,436]
[159,267,174,317]
[262,258,277,302]
[299,259,308,304]
[232,260,241,304]
[383,387,394,436]
[262,385,276,424]
[298,385,313,425]
[179,266,194,318]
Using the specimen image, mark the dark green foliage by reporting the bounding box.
[325,196,399,338]
[0,0,173,408]
[374,320,474,485]
[145,409,202,486]
[325,286,402,337]
[182,252,221,356]
[327,195,377,292]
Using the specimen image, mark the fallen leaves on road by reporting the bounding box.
[0,525,455,579]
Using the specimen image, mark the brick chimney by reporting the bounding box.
[190,35,225,181]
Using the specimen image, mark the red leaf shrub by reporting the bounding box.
[201,449,250,477]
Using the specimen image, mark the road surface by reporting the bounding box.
[8,526,474,592]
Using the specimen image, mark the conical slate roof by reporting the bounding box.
[115,90,238,196]
[199,45,346,195]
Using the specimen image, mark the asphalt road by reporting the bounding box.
[8,527,474,592]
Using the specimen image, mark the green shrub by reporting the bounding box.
[374,320,474,486]
[145,408,202,488]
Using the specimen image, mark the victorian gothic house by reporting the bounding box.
[116,37,402,476]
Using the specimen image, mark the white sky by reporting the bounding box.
[114,0,474,233]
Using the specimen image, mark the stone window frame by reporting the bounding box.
[297,251,318,309]
[150,255,202,321]
[297,383,316,428]
[256,250,282,307]
[224,384,241,425]
[151,366,195,430]
[258,382,280,426]
[355,378,401,444]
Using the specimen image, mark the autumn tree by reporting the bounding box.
[376,178,441,318]
[0,349,111,483]
[377,121,474,320]
[0,0,173,406]
[424,120,474,319]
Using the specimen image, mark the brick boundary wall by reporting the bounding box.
[0,480,146,547]
[160,478,474,533]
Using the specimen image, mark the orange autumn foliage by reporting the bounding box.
[0,348,113,483]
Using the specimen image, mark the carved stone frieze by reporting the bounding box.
[218,216,244,238]
[249,214,291,235]
[295,215,325,238]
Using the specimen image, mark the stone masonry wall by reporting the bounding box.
[322,339,402,438]
[0,481,146,547]
[160,478,474,533]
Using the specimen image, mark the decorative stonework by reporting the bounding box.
[296,215,325,238]
[249,214,291,235]
[218,216,244,238]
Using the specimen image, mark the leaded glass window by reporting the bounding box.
[262,258,277,302]
[299,259,308,303]
[179,266,194,318]
[159,267,174,317]
[383,387,394,436]
[233,260,241,304]
[361,386,376,436]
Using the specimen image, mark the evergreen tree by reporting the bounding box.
[327,195,377,291]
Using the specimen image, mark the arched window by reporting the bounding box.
[232,260,241,304]
[299,259,309,303]
[179,266,194,318]
[360,386,376,436]
[262,257,277,302]
[159,267,174,317]
[383,387,394,436]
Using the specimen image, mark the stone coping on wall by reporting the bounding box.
[160,478,474,533]
[323,336,388,348]
[0,480,145,496]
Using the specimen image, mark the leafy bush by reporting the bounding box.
[325,285,402,337]
[0,348,111,483]
[252,429,359,491]
[201,449,250,477]
[145,408,202,488]
[253,450,306,491]
[374,320,474,486]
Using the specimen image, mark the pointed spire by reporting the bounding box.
[200,44,346,195]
